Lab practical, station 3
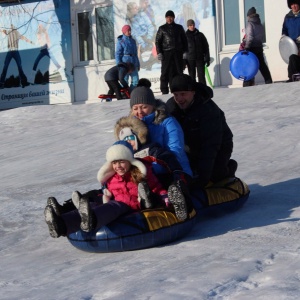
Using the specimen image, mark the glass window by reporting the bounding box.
[244,0,266,43]
[95,6,115,61]
[78,12,93,61]
[224,0,240,45]
[223,0,266,46]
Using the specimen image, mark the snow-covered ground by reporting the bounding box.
[1,82,300,300]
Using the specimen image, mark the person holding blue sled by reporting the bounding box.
[243,7,273,87]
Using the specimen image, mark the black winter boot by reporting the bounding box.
[47,197,64,216]
[138,181,154,209]
[78,197,96,232]
[44,205,67,238]
[168,182,188,221]
[71,191,82,209]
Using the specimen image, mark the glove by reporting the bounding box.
[160,194,170,207]
[173,170,190,184]
[157,53,163,60]
[296,36,300,43]
[204,54,210,67]
[183,52,188,59]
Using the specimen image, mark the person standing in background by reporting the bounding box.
[115,25,140,91]
[243,7,273,87]
[185,19,210,85]
[155,10,188,94]
[282,0,300,82]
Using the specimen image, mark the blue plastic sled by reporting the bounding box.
[230,50,259,81]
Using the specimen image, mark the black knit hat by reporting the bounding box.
[170,74,196,93]
[165,10,175,18]
[287,0,300,8]
[130,86,156,107]
[247,7,256,16]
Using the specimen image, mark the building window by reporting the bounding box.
[78,11,93,62]
[77,5,114,64]
[223,0,265,47]
[95,5,115,61]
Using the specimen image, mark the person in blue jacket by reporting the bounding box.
[282,0,300,82]
[116,25,140,90]
[128,85,193,214]
[104,62,134,100]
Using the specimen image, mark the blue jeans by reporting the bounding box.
[0,50,27,84]
[125,69,139,91]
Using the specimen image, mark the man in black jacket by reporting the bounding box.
[185,19,210,85]
[155,10,188,94]
[166,74,238,188]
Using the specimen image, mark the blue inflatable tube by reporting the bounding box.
[68,208,197,253]
[67,177,250,253]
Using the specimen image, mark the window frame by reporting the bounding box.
[74,4,115,67]
[218,0,266,53]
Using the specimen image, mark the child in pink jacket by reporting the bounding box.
[44,141,168,238]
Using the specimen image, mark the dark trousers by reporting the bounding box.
[243,47,272,87]
[61,200,132,235]
[288,54,300,80]
[106,80,123,100]
[187,59,206,85]
[160,50,184,94]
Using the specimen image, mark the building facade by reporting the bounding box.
[0,0,291,109]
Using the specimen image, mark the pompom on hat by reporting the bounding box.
[130,86,156,107]
[122,25,131,34]
[165,10,175,18]
[97,141,146,184]
[170,74,197,93]
[287,0,300,8]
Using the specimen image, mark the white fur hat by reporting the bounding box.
[97,141,147,184]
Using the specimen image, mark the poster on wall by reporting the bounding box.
[0,0,73,109]
[114,0,215,92]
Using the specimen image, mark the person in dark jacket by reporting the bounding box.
[155,10,188,94]
[282,0,300,82]
[243,7,273,87]
[185,19,210,85]
[104,62,134,100]
[166,74,238,188]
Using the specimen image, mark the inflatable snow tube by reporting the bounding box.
[67,177,249,253]
[68,208,197,253]
[191,177,250,216]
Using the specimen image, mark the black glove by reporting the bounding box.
[157,53,163,61]
[173,170,191,186]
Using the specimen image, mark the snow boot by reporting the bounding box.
[44,205,67,238]
[228,159,238,177]
[168,182,188,221]
[78,196,96,232]
[71,191,82,209]
[138,181,154,209]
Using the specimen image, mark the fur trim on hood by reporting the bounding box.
[114,116,148,145]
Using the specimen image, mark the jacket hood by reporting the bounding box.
[114,116,149,145]
[194,82,214,104]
